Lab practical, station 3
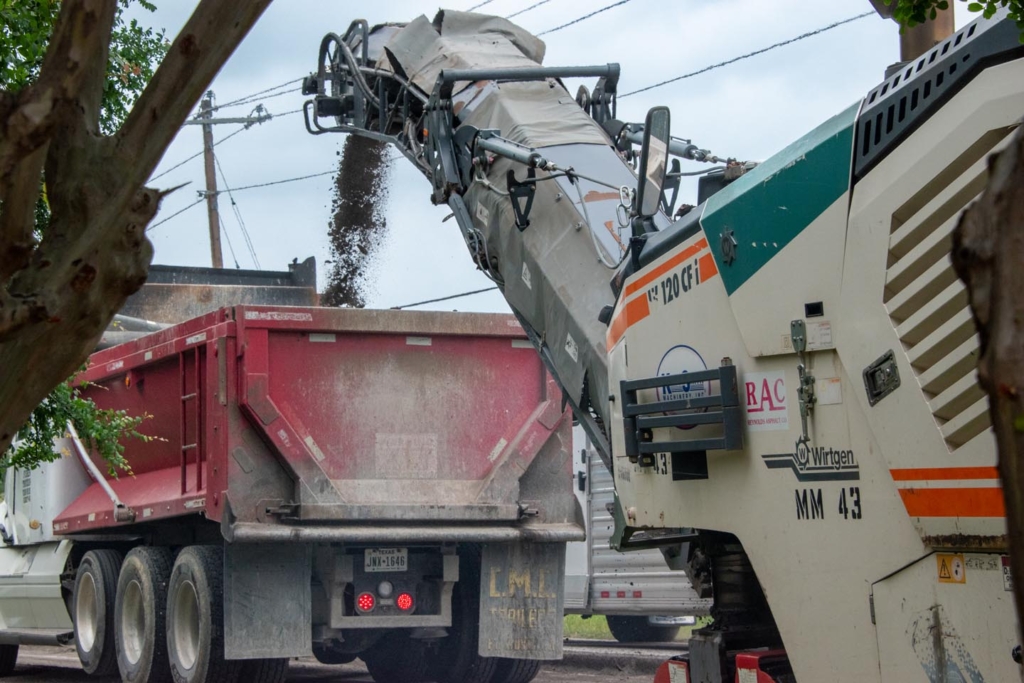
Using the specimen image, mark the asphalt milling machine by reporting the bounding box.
[304,8,1024,683]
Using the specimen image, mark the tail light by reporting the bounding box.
[357,592,376,612]
[396,592,414,611]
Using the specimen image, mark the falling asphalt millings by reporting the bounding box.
[322,135,391,307]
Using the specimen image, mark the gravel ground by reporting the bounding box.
[6,643,673,682]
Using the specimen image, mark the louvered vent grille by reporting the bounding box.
[883,127,1016,450]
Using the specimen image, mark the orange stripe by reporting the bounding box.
[606,294,650,349]
[624,237,709,297]
[698,251,718,282]
[890,466,999,481]
[898,487,1005,517]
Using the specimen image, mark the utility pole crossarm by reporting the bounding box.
[182,114,274,126]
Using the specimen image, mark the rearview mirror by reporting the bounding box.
[636,106,671,219]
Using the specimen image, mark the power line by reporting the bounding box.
[147,198,204,232]
[393,287,500,309]
[507,0,553,19]
[213,87,299,112]
[150,107,300,184]
[209,78,303,113]
[537,0,633,35]
[467,0,497,11]
[218,213,241,269]
[217,170,336,194]
[150,126,247,182]
[621,11,875,98]
[214,155,262,270]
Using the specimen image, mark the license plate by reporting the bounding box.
[365,548,408,572]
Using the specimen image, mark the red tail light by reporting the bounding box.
[357,592,376,612]
[396,592,414,611]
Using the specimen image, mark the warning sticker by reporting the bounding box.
[668,660,690,683]
[1003,556,1013,592]
[937,553,966,584]
[744,371,789,432]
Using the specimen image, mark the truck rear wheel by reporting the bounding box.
[238,658,289,683]
[75,549,123,676]
[116,547,174,683]
[166,546,238,683]
[0,644,18,677]
[606,615,680,643]
[490,658,542,683]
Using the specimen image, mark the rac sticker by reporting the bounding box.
[744,371,789,432]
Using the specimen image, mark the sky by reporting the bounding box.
[129,0,978,313]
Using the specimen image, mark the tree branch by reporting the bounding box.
[951,125,1024,644]
[0,1,116,178]
[116,0,272,182]
[0,145,46,282]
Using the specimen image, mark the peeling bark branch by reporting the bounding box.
[951,124,1024,638]
[0,1,115,178]
[0,145,46,283]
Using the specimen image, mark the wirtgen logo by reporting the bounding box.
[762,444,860,482]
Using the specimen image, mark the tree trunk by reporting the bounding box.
[0,0,272,452]
[951,124,1024,640]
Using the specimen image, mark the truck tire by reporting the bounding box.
[606,615,680,643]
[0,644,17,676]
[238,658,289,683]
[362,634,430,683]
[116,547,174,683]
[166,546,238,683]
[428,558,496,683]
[490,657,542,683]
[74,549,123,676]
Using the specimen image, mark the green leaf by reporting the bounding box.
[968,2,984,10]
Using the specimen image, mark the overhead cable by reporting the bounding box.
[214,155,262,270]
[467,0,497,11]
[214,87,299,112]
[621,11,875,97]
[393,287,500,309]
[150,126,247,182]
[147,198,204,232]
[218,214,242,269]
[537,0,633,35]
[507,0,553,19]
[208,78,303,113]
[215,170,336,194]
[151,106,300,184]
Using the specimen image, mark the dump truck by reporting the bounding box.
[0,296,579,683]
[304,8,1024,682]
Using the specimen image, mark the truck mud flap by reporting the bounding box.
[224,543,312,659]
[479,541,565,660]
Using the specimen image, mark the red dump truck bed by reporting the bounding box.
[54,305,574,541]
[36,305,577,667]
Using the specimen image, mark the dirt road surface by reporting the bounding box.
[7,643,672,682]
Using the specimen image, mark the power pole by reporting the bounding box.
[200,93,222,268]
[182,91,273,269]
